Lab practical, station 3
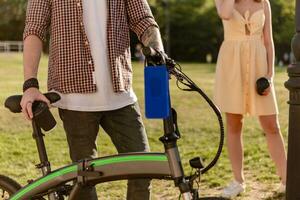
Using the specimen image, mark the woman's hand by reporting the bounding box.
[214,0,235,20]
[262,74,273,96]
[262,85,271,96]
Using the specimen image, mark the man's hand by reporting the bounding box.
[20,88,50,120]
[141,26,164,52]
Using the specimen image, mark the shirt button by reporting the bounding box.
[85,41,89,45]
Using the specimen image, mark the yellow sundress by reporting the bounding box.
[213,2,278,116]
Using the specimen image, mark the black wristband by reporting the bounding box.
[23,78,39,92]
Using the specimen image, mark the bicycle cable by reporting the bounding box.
[143,47,225,175]
[169,63,225,174]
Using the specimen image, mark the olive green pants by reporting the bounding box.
[58,102,151,200]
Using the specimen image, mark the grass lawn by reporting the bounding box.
[0,53,289,199]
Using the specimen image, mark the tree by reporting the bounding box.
[151,0,215,61]
[0,0,26,40]
[0,0,295,62]
[149,0,295,62]
[270,0,295,62]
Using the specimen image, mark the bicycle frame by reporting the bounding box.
[9,104,195,200]
[10,153,171,200]
[5,48,225,199]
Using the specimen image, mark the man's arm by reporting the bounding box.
[21,36,50,120]
[125,0,164,51]
[23,36,42,80]
[21,0,51,120]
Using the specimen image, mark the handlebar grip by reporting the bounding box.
[142,46,167,66]
[142,47,176,68]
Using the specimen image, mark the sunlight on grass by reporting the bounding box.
[0,53,289,199]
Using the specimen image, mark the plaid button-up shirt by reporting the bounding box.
[24,0,158,93]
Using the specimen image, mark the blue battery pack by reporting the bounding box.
[144,65,170,119]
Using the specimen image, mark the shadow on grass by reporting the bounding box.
[264,192,285,200]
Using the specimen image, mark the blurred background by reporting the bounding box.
[0,0,295,65]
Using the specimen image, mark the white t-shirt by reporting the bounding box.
[53,0,137,111]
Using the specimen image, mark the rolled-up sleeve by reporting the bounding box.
[23,0,51,42]
[126,0,158,40]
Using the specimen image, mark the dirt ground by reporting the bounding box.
[198,172,285,200]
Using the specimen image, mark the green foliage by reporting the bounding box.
[0,0,26,40]
[150,0,295,61]
[151,0,216,61]
[271,0,295,60]
[0,0,296,62]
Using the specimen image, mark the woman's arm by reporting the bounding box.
[263,0,275,81]
[214,0,235,20]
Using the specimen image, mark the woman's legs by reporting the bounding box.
[226,113,245,183]
[259,115,287,184]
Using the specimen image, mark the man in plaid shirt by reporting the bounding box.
[20,0,164,199]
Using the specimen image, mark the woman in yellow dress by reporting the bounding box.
[213,0,287,198]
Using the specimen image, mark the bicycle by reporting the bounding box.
[0,47,224,200]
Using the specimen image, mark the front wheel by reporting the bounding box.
[0,174,21,200]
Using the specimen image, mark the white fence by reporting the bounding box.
[0,41,23,52]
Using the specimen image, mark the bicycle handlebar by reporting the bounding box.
[143,46,225,175]
[143,47,176,69]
